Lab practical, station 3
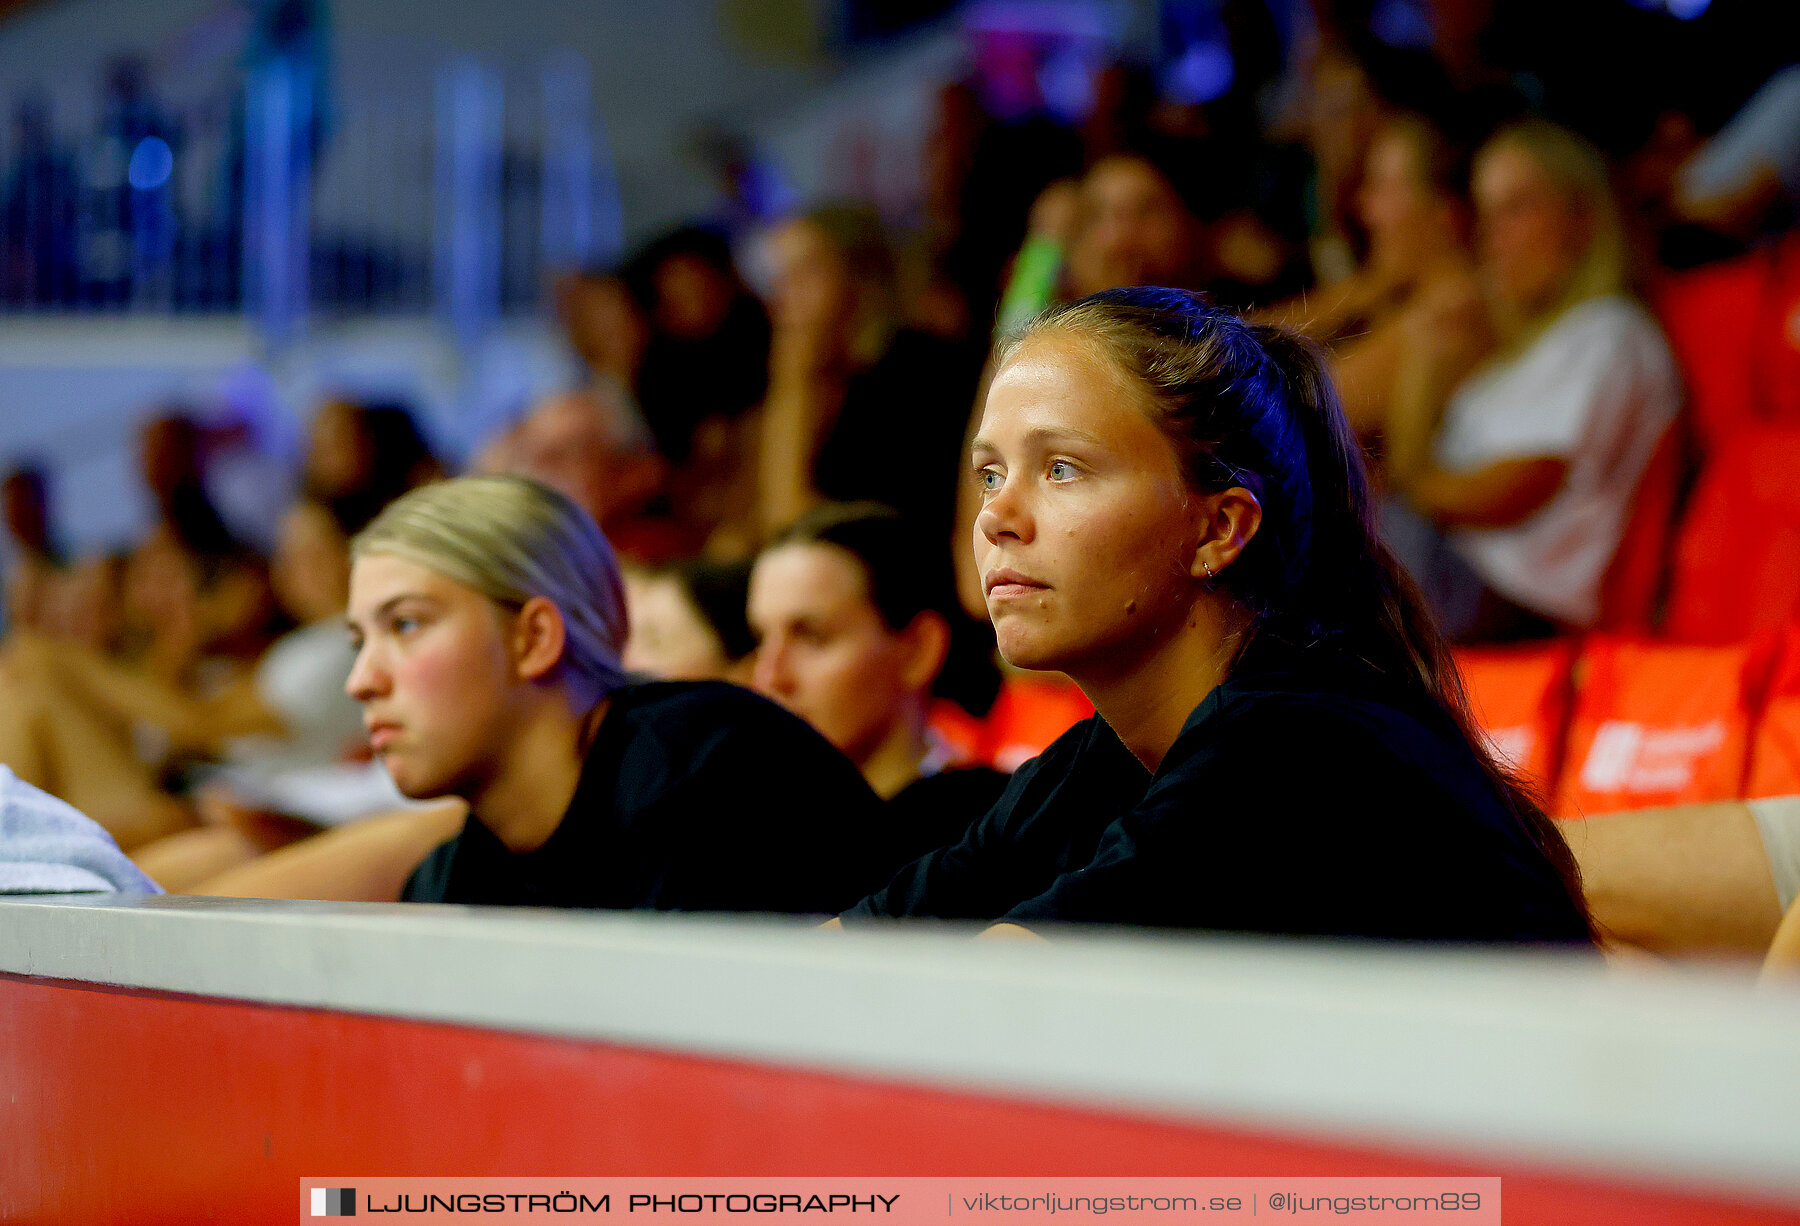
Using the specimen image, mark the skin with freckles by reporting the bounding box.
[971,331,1261,771]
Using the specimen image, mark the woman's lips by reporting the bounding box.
[985,569,1048,600]
[366,723,400,752]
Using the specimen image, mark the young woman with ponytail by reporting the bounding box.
[343,474,897,913]
[842,286,1594,942]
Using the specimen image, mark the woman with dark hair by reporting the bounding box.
[302,399,442,535]
[844,287,1593,943]
[623,557,758,686]
[749,503,1005,866]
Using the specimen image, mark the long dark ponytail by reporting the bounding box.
[1007,287,1591,934]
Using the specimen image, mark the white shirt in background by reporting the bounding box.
[1433,295,1679,626]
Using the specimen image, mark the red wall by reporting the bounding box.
[2,972,1793,1225]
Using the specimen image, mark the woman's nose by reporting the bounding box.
[752,638,791,697]
[977,478,1030,544]
[345,644,386,702]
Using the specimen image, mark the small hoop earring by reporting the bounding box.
[1201,559,1215,580]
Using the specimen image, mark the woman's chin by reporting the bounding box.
[995,634,1065,676]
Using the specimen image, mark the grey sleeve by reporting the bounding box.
[1748,795,1800,914]
[0,766,163,894]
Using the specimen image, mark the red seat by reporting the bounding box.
[1554,635,1777,818]
[1664,424,1800,643]
[925,699,989,769]
[1595,423,1682,633]
[981,674,1094,772]
[1651,231,1800,462]
[1747,626,1800,800]
[1454,640,1578,800]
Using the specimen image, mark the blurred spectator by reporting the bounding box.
[130,499,400,888]
[505,385,667,555]
[136,411,275,658]
[1263,112,1478,448]
[1061,144,1301,312]
[623,228,771,552]
[1300,39,1391,287]
[2,497,369,867]
[748,503,1004,863]
[301,398,441,535]
[42,552,129,656]
[139,411,243,561]
[1,534,247,849]
[1063,152,1207,300]
[625,226,770,464]
[554,269,647,392]
[1297,32,1473,282]
[1673,63,1800,242]
[1383,121,1678,640]
[622,558,757,686]
[993,177,1081,334]
[754,205,983,551]
[2,466,62,635]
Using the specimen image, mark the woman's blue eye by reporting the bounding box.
[1048,460,1077,481]
[978,468,1003,492]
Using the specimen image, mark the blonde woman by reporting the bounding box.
[1383,121,1679,641]
[343,475,896,911]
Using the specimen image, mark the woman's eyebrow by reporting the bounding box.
[972,425,1109,453]
[349,593,434,627]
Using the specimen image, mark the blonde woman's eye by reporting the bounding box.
[1048,460,1078,481]
[978,467,1004,493]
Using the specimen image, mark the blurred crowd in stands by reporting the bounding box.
[3,0,1799,963]
[4,0,330,311]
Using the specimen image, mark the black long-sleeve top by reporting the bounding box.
[846,636,1592,944]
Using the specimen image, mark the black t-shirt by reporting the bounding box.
[846,639,1593,944]
[403,681,898,915]
[877,765,1011,875]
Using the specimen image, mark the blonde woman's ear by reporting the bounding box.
[512,596,570,682]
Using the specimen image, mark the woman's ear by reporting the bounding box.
[1192,485,1263,580]
[511,596,569,682]
[899,609,952,693]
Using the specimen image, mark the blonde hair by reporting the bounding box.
[352,475,629,695]
[1478,120,1628,345]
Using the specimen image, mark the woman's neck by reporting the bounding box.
[1075,603,1245,774]
[472,694,610,854]
[859,704,931,801]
